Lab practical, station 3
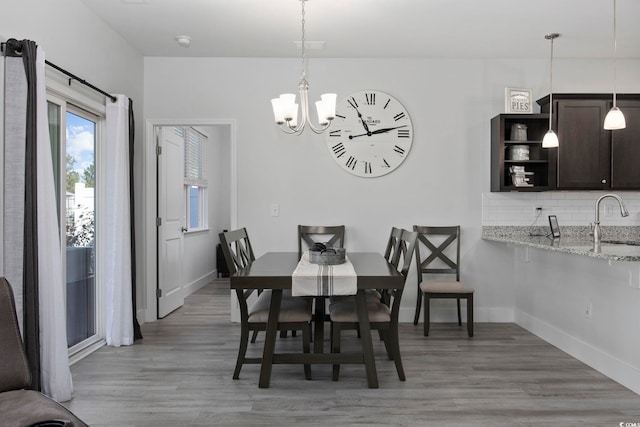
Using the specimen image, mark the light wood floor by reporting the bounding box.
[66,279,640,426]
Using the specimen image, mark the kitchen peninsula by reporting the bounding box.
[482,224,640,396]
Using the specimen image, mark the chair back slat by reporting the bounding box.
[219,228,255,275]
[413,225,461,282]
[384,227,403,266]
[298,225,345,259]
[387,229,418,320]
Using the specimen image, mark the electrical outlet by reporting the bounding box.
[584,303,593,319]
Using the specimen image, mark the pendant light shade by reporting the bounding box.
[542,129,559,148]
[604,0,626,130]
[604,106,626,130]
[543,33,560,149]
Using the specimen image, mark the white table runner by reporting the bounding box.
[292,251,357,296]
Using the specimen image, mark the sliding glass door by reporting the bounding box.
[48,94,103,352]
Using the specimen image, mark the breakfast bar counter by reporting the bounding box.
[482,226,640,262]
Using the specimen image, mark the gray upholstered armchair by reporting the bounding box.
[0,277,88,427]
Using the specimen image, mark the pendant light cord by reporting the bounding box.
[545,33,559,131]
[549,36,554,130]
[612,0,618,108]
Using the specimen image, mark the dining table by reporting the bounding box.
[230,251,404,388]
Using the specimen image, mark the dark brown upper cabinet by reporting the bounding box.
[537,94,640,190]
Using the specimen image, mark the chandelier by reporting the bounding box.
[271,0,336,135]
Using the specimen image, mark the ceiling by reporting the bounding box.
[80,0,640,59]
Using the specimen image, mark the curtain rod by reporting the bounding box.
[2,39,117,103]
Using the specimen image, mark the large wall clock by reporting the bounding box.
[326,90,413,177]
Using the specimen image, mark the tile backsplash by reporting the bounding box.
[482,192,640,227]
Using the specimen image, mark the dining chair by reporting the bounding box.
[219,228,313,380]
[298,224,345,259]
[329,228,418,382]
[412,225,474,337]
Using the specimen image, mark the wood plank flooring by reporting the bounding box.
[66,279,640,426]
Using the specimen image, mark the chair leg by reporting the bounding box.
[467,294,474,338]
[234,324,250,379]
[250,330,259,343]
[331,323,341,381]
[423,294,430,337]
[379,330,393,360]
[388,326,405,381]
[456,298,462,326]
[303,324,312,380]
[413,288,422,325]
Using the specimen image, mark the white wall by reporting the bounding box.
[144,55,640,324]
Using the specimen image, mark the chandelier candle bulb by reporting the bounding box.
[321,93,337,120]
[271,98,286,124]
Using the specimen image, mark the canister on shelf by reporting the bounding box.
[508,145,530,160]
[510,123,528,141]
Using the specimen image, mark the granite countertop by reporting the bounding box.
[482,226,640,261]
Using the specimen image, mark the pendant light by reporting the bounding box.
[542,33,560,148]
[603,0,626,130]
[271,0,336,135]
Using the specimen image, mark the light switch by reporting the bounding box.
[270,203,280,217]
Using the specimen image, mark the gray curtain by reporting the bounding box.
[128,98,142,341]
[4,38,41,391]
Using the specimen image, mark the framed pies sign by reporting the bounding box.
[505,87,533,114]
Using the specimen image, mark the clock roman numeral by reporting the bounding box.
[398,129,410,138]
[394,112,406,121]
[365,93,376,105]
[382,158,391,168]
[363,161,372,174]
[345,156,357,170]
[393,145,406,156]
[335,114,346,119]
[332,142,346,158]
[347,98,359,109]
[329,130,341,137]
[383,99,390,109]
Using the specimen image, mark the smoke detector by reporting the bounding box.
[175,35,192,48]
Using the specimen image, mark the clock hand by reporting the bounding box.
[369,124,407,135]
[348,99,371,133]
[348,125,408,139]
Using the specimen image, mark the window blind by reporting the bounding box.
[182,127,207,187]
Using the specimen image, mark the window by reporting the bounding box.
[179,127,208,230]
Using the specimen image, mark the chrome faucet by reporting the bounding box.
[592,193,629,252]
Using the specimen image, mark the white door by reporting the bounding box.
[157,127,186,317]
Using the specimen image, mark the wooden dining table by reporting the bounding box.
[230,251,404,388]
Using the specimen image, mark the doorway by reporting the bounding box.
[143,119,237,322]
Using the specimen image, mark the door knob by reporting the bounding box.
[181,227,188,232]
[602,179,607,184]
